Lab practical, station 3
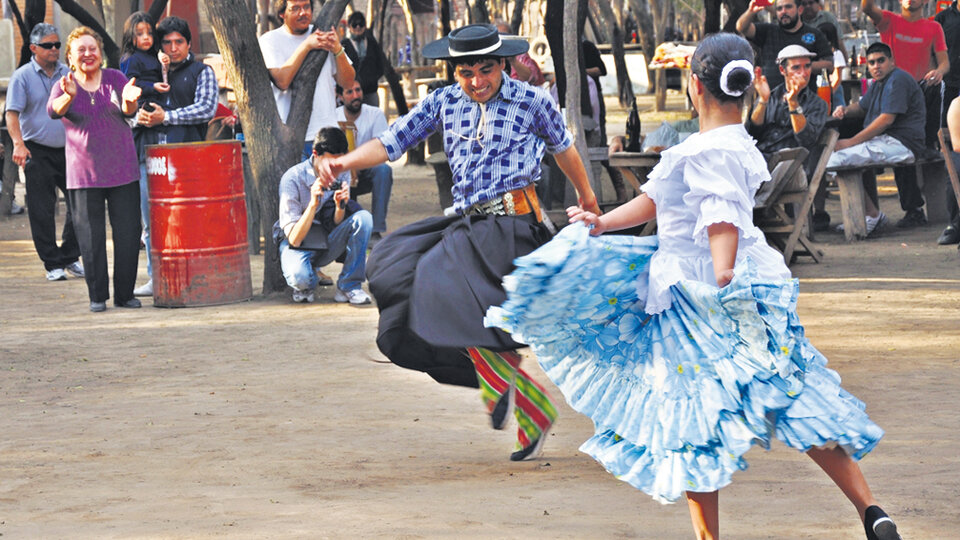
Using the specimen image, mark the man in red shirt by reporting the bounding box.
[862,0,950,228]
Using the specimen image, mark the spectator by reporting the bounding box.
[336,80,392,244]
[828,42,925,237]
[737,0,834,90]
[134,16,219,297]
[340,11,385,107]
[272,127,372,305]
[749,45,828,154]
[494,21,545,86]
[800,0,842,41]
[48,26,143,312]
[862,0,949,229]
[119,11,169,295]
[935,2,960,244]
[6,23,83,281]
[259,0,355,160]
[943,95,960,249]
[747,45,830,228]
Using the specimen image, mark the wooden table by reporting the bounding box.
[607,151,662,194]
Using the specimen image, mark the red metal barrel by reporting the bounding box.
[146,141,253,307]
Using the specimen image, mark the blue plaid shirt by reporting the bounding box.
[378,75,573,212]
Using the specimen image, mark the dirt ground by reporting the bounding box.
[2,109,960,538]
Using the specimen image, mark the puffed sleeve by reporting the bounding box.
[683,148,767,248]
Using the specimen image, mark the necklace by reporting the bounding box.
[89,88,96,106]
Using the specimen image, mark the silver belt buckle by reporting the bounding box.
[503,192,516,215]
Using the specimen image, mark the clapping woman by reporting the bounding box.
[48,26,143,312]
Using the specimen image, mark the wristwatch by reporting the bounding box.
[789,105,804,115]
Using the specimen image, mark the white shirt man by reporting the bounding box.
[258,0,355,158]
[335,79,392,238]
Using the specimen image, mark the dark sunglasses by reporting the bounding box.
[351,22,364,28]
[35,41,62,50]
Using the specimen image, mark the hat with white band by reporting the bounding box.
[422,23,529,60]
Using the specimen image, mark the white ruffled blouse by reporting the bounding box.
[640,123,792,314]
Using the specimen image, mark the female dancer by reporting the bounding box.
[486,33,900,540]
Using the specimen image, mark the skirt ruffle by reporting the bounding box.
[485,224,884,503]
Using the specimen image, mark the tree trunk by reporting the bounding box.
[509,0,525,34]
[627,0,656,96]
[14,0,45,67]
[204,0,350,293]
[563,0,596,193]
[597,0,633,107]
[0,130,18,218]
[722,0,749,32]
[704,0,722,34]
[55,0,122,67]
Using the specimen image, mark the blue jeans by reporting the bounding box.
[279,209,372,292]
[138,161,152,277]
[355,164,393,233]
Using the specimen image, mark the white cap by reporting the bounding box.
[776,44,817,63]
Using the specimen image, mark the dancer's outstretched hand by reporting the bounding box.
[567,206,605,236]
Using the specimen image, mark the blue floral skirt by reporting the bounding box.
[485,224,884,503]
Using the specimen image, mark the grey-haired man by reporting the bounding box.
[5,23,82,281]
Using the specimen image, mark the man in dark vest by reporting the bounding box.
[340,12,385,106]
[135,15,219,296]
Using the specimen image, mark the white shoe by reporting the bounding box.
[10,201,25,215]
[292,289,315,303]
[334,288,371,305]
[65,261,84,278]
[133,279,153,296]
[865,212,888,237]
[46,268,67,281]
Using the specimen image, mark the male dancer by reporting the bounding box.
[314,24,599,460]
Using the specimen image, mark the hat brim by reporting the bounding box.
[422,36,529,60]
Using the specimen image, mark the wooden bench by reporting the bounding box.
[826,152,949,241]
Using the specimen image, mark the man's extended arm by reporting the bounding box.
[736,0,766,39]
[861,0,885,27]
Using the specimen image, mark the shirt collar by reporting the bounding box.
[30,57,67,76]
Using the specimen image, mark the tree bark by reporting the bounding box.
[147,0,170,26]
[204,0,350,293]
[14,0,45,67]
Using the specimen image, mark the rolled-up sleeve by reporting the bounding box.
[377,92,441,161]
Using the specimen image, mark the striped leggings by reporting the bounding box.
[467,347,557,450]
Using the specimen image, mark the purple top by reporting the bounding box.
[48,68,139,189]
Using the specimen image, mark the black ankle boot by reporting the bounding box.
[863,505,901,540]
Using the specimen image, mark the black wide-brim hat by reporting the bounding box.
[422,23,529,60]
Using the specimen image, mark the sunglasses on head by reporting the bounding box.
[35,41,62,50]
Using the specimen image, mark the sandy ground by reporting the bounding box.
[2,112,960,538]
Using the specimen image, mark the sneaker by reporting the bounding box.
[46,268,67,281]
[316,269,334,286]
[334,287,372,305]
[895,208,927,229]
[292,289,315,303]
[865,212,888,237]
[65,261,84,278]
[133,279,153,297]
[835,213,887,237]
[10,201,25,215]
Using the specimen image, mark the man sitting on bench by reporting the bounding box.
[829,42,925,236]
[748,45,829,229]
